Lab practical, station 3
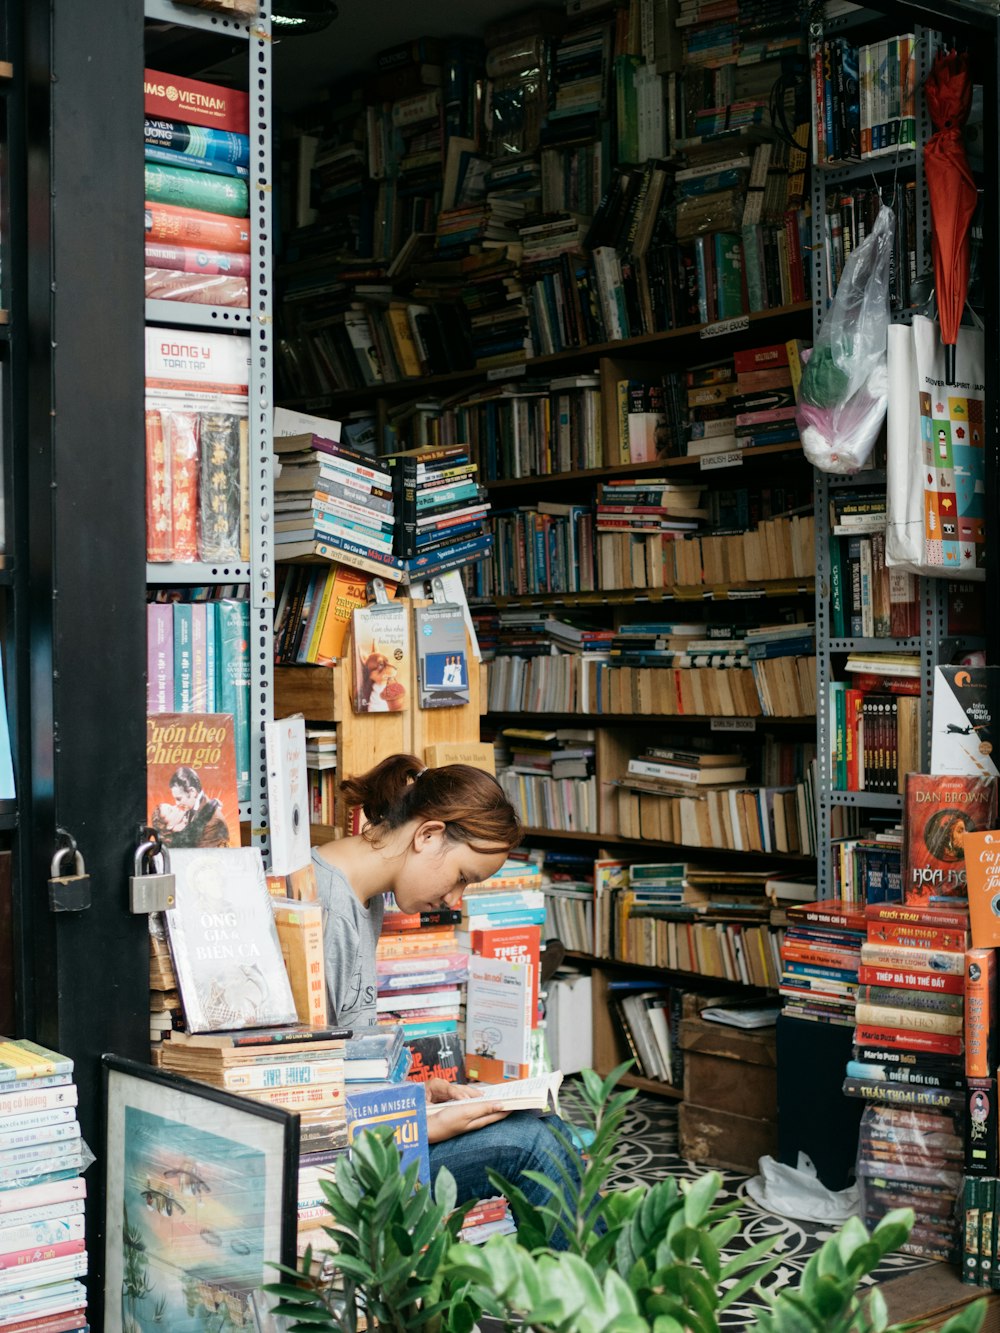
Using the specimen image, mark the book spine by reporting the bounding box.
[215,599,250,803]
[172,603,193,710]
[144,410,171,561]
[853,1023,963,1056]
[198,413,242,561]
[0,1215,84,1255]
[853,1003,962,1036]
[859,943,966,975]
[856,964,964,994]
[855,985,963,1016]
[144,201,251,254]
[967,1077,1000,1175]
[965,949,997,1080]
[144,163,249,218]
[144,117,251,167]
[220,1057,342,1090]
[0,1237,84,1271]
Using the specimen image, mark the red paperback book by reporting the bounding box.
[856,964,964,994]
[144,69,249,133]
[785,899,867,931]
[853,1024,964,1057]
[865,902,971,929]
[903,773,998,903]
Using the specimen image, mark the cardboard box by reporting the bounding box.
[545,971,593,1075]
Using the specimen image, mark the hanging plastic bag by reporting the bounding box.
[797,203,895,474]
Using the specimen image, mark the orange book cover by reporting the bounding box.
[964,948,997,1079]
[163,409,200,561]
[147,713,240,848]
[903,773,998,903]
[964,830,1000,949]
[315,565,395,666]
[144,201,252,254]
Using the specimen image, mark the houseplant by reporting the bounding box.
[265,1067,985,1333]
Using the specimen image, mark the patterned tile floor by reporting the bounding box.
[567,1086,933,1327]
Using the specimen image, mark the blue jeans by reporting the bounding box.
[429,1111,582,1251]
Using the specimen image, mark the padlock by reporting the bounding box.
[130,840,176,914]
[48,848,92,913]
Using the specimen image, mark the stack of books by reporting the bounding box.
[538,847,595,956]
[846,901,968,1262]
[458,859,547,936]
[0,1040,88,1330]
[496,727,597,833]
[306,727,338,827]
[608,978,684,1087]
[159,1023,349,1150]
[149,914,181,1056]
[456,1195,516,1244]
[829,658,921,795]
[344,1026,410,1092]
[273,431,406,583]
[144,70,251,308]
[376,902,466,1059]
[383,443,492,581]
[779,898,865,1024]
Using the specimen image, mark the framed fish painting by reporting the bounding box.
[103,1055,298,1332]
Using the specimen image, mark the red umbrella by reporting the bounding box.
[923,48,977,385]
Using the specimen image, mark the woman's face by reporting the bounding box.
[391,826,508,914]
[953,819,967,848]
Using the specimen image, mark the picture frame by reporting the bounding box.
[103,1055,299,1333]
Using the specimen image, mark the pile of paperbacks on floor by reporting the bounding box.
[0,1038,89,1332]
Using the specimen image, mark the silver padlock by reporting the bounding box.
[130,840,176,914]
[48,848,92,913]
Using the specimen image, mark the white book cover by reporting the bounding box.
[465,955,532,1082]
[273,405,341,442]
[931,665,1000,778]
[265,714,311,875]
[165,847,297,1032]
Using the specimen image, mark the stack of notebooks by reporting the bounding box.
[778,899,864,1025]
[144,69,250,308]
[0,1039,88,1331]
[383,443,493,581]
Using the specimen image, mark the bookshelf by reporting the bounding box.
[142,0,276,851]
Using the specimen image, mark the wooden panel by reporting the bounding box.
[678,1016,777,1068]
[683,1050,776,1120]
[408,604,484,762]
[274,665,341,723]
[678,1102,777,1173]
[595,727,633,839]
[876,1267,1000,1331]
[590,967,624,1079]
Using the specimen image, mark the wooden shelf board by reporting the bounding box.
[519,827,813,860]
[484,443,804,489]
[486,710,814,725]
[278,303,813,410]
[476,579,815,608]
[309,823,337,844]
[610,1071,684,1100]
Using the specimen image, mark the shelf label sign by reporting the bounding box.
[700,315,750,339]
[487,363,527,382]
[700,450,743,471]
[711,717,757,732]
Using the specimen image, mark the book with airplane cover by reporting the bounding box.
[147,713,240,850]
[931,665,1000,779]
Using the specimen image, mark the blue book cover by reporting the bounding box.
[345,1084,429,1183]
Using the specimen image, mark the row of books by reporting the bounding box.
[617,770,816,857]
[146,600,251,803]
[823,181,921,313]
[812,33,918,165]
[486,647,818,719]
[829,682,921,795]
[144,70,251,308]
[0,1040,88,1331]
[274,562,391,667]
[829,521,920,639]
[478,507,815,600]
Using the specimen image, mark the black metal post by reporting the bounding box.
[24,0,149,1321]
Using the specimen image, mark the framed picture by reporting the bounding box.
[103,1055,299,1333]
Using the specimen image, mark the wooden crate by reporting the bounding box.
[678,1102,778,1174]
[680,1016,777,1120]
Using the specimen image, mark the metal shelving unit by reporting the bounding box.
[142,2,274,852]
[811,23,946,896]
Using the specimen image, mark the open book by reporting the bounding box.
[426,1071,563,1116]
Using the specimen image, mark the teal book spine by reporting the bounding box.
[144,163,249,218]
[172,603,193,711]
[215,599,250,802]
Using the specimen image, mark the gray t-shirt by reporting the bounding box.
[312,849,384,1031]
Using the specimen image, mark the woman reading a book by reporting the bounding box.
[313,753,586,1247]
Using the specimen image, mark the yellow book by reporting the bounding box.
[273,897,328,1028]
[386,303,423,377]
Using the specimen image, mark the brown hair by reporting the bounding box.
[340,753,520,854]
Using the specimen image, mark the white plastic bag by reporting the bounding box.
[797,204,895,474]
[746,1152,859,1222]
